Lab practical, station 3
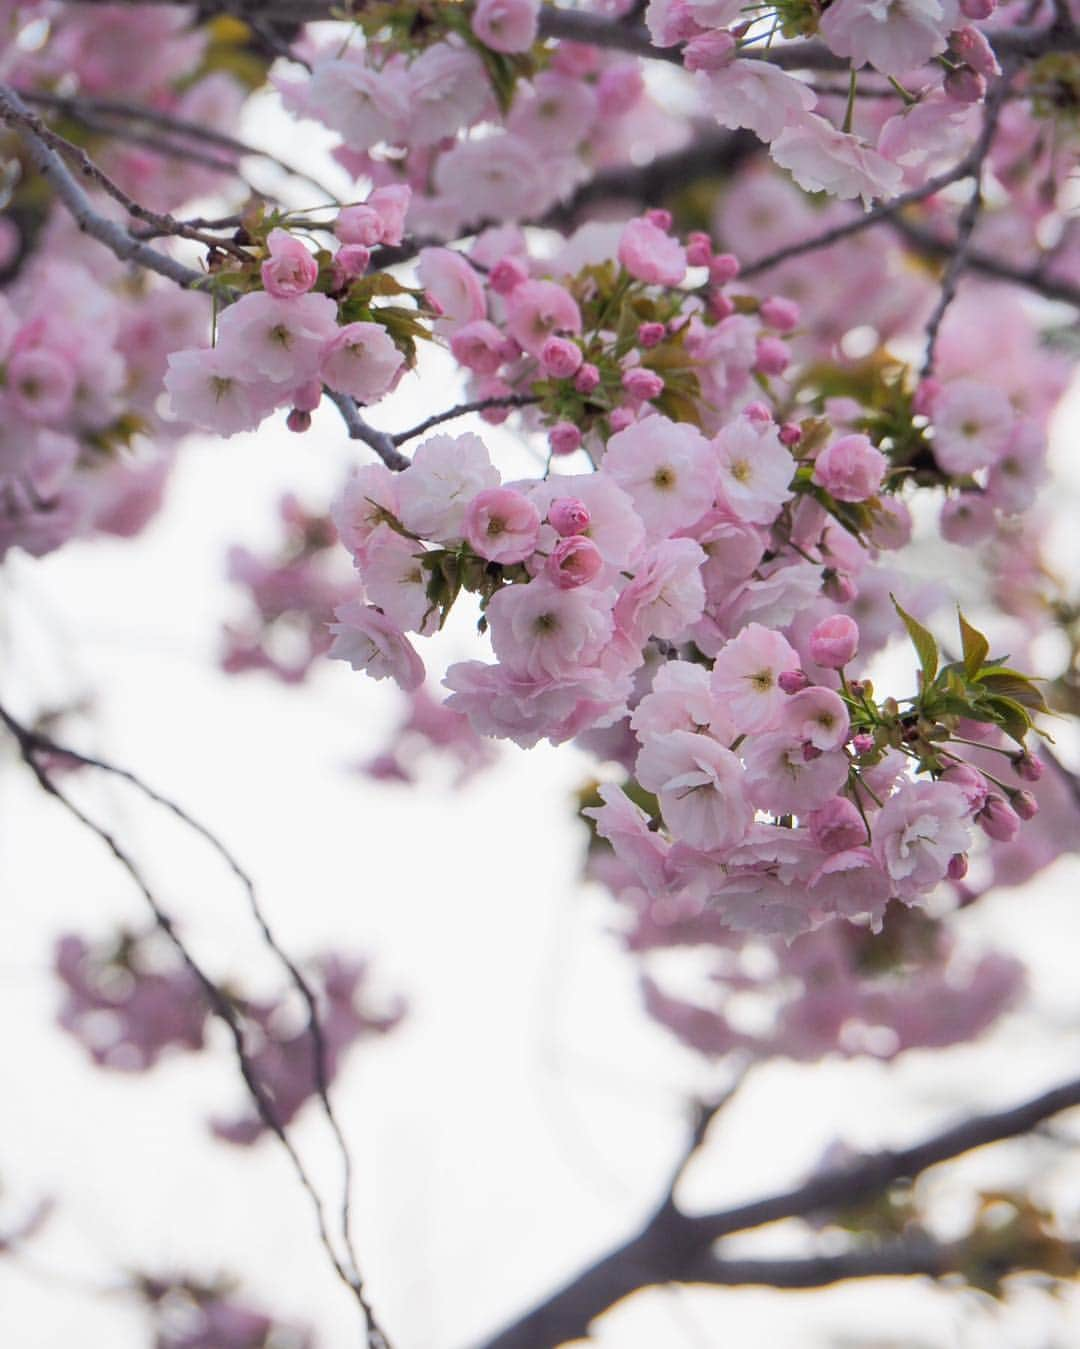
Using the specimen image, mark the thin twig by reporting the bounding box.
[920,67,1013,378]
[390,394,540,447]
[740,146,997,281]
[21,89,340,204]
[0,701,393,1349]
[0,711,369,1302]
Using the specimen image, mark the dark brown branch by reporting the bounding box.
[683,1237,954,1288]
[478,1075,1080,1348]
[920,66,1013,377]
[0,701,393,1349]
[391,394,540,446]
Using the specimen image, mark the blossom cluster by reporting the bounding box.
[0,238,204,560]
[54,929,405,1145]
[164,190,414,437]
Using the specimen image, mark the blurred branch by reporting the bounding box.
[919,66,1013,378]
[479,1075,1080,1349]
[0,700,393,1349]
[0,83,211,290]
[19,89,340,204]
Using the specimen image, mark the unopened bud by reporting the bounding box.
[947,853,969,881]
[852,732,875,755]
[286,408,312,433]
[1012,789,1039,821]
[1012,751,1044,783]
[778,669,810,695]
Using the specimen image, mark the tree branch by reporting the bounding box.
[0,699,393,1349]
[0,83,210,291]
[390,394,540,447]
[478,1075,1080,1348]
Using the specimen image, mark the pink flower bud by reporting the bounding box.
[809,797,866,853]
[470,0,539,53]
[261,228,318,299]
[809,615,859,670]
[708,291,735,320]
[978,793,1020,842]
[574,362,600,394]
[1013,790,1038,820]
[708,253,740,284]
[947,852,969,881]
[779,422,802,447]
[686,232,712,268]
[683,29,736,72]
[451,319,509,376]
[744,400,772,425]
[778,669,810,695]
[759,296,800,332]
[1012,752,1043,783]
[822,569,857,604]
[335,205,383,247]
[286,408,311,433]
[548,497,591,537]
[637,321,666,349]
[540,335,584,378]
[549,421,582,456]
[912,377,942,417]
[951,25,1001,77]
[331,245,370,291]
[609,406,636,432]
[645,208,673,231]
[622,367,664,400]
[852,732,874,755]
[945,66,986,104]
[489,256,529,294]
[812,434,887,502]
[547,535,604,589]
[754,336,789,377]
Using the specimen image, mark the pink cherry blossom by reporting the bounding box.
[700,61,816,143]
[932,378,1014,475]
[329,599,426,691]
[602,416,716,540]
[873,779,971,900]
[617,217,688,287]
[547,536,605,589]
[771,116,904,206]
[321,322,404,403]
[164,347,277,437]
[743,733,850,815]
[782,686,850,751]
[396,433,500,543]
[486,578,616,680]
[613,538,707,645]
[636,730,752,852]
[820,0,958,77]
[504,280,583,357]
[465,487,541,564]
[710,624,801,734]
[260,228,318,299]
[470,0,539,53]
[812,434,887,501]
[215,292,339,386]
[713,417,794,526]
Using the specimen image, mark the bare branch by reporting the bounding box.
[479,1075,1080,1349]
[0,700,394,1349]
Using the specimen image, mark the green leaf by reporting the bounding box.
[975,671,1050,715]
[958,609,989,680]
[891,596,938,685]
